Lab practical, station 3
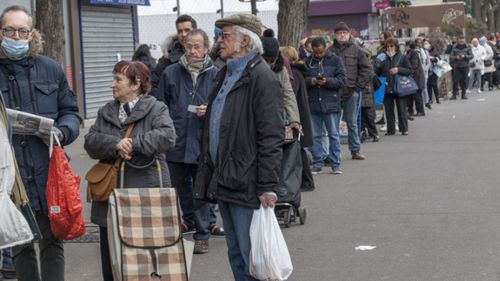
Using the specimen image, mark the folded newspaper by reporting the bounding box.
[6,108,54,144]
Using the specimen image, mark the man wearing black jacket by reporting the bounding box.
[194,14,284,281]
[450,35,473,99]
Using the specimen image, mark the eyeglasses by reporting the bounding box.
[386,45,395,48]
[1,27,31,39]
[184,43,204,51]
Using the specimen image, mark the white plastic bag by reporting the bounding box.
[249,205,293,281]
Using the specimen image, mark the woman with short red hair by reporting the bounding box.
[84,60,176,281]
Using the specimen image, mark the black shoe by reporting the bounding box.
[210,225,226,237]
[385,132,395,136]
[415,112,425,117]
[1,270,16,279]
[372,135,380,142]
[375,118,385,125]
[425,103,432,109]
[436,100,441,104]
[301,185,315,192]
[407,116,414,121]
[462,95,468,100]
[450,95,457,100]
[402,131,409,135]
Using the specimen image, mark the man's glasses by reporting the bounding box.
[1,27,31,39]
[184,43,204,51]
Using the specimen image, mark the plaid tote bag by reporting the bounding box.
[107,161,190,281]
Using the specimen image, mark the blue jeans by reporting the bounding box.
[217,200,259,281]
[468,69,482,90]
[1,248,14,271]
[311,112,341,169]
[341,91,362,153]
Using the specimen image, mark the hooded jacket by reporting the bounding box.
[84,94,176,226]
[0,30,82,214]
[150,35,185,97]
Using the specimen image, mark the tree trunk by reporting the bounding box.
[472,0,483,22]
[277,0,309,48]
[35,0,64,65]
[496,7,500,32]
[487,1,497,33]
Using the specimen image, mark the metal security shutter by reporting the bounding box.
[81,4,134,118]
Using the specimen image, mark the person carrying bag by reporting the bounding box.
[85,124,135,202]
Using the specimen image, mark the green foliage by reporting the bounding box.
[465,18,488,41]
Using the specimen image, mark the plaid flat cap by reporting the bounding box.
[215,13,262,36]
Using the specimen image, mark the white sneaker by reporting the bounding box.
[478,89,482,94]
[380,125,387,132]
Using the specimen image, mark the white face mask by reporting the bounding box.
[423,44,431,50]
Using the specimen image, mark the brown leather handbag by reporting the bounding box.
[85,124,134,202]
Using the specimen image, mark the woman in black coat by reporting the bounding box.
[375,38,412,135]
[281,46,315,191]
[406,40,426,117]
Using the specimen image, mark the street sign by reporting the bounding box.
[375,0,391,10]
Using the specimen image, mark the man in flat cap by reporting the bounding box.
[194,13,285,281]
[329,21,373,161]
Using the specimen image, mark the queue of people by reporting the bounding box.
[2,3,500,281]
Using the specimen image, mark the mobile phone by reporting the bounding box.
[316,75,324,80]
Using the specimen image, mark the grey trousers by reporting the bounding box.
[13,211,65,281]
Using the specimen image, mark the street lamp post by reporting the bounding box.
[251,0,257,15]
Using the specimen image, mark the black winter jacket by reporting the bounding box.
[0,55,81,214]
[305,53,346,114]
[450,44,473,68]
[194,55,285,209]
[375,51,412,95]
[290,63,313,147]
[406,49,426,90]
[329,39,374,100]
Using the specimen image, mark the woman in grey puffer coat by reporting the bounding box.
[84,60,176,281]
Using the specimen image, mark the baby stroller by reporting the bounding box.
[274,129,306,228]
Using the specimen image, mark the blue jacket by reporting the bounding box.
[0,55,81,214]
[156,57,218,164]
[305,52,346,114]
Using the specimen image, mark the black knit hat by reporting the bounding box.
[261,36,280,59]
[334,22,350,33]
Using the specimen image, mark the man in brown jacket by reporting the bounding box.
[329,22,373,160]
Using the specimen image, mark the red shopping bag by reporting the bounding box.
[46,134,85,240]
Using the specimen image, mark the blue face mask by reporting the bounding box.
[1,37,29,60]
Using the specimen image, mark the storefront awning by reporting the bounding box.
[90,0,150,6]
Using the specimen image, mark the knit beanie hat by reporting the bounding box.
[261,37,280,59]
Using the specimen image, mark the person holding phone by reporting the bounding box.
[305,37,346,175]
